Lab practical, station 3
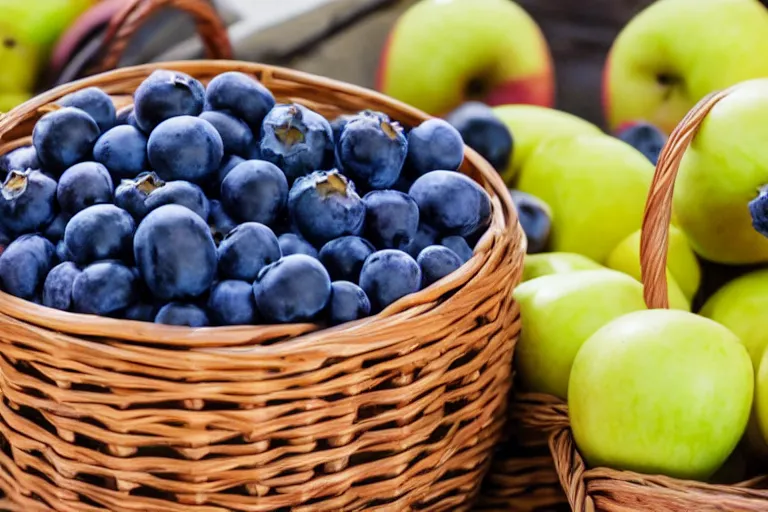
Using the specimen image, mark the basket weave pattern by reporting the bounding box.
[0,61,524,511]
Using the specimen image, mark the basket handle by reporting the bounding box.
[93,0,233,74]
[639,87,733,309]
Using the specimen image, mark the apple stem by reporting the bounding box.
[748,185,768,238]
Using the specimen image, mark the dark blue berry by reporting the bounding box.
[155,302,210,327]
[147,115,223,184]
[0,145,40,176]
[221,159,287,225]
[205,71,276,129]
[440,235,473,263]
[115,172,165,221]
[0,227,9,251]
[751,186,768,238]
[510,189,551,254]
[0,235,55,300]
[124,301,157,322]
[93,125,148,180]
[260,103,332,182]
[208,199,237,243]
[253,254,331,323]
[359,249,421,312]
[0,170,57,234]
[115,105,134,126]
[278,233,318,259]
[56,162,114,215]
[133,69,205,133]
[403,222,438,259]
[58,87,116,133]
[287,170,365,246]
[33,107,100,172]
[409,170,491,237]
[144,180,210,220]
[406,118,464,177]
[43,213,69,243]
[616,122,667,165]
[63,205,135,265]
[417,245,462,287]
[330,114,356,146]
[363,190,419,249]
[319,236,375,283]
[55,240,71,262]
[208,280,259,326]
[200,110,254,158]
[335,111,407,189]
[217,222,281,282]
[215,154,245,188]
[42,261,81,311]
[72,261,137,315]
[328,280,371,326]
[134,204,217,301]
[445,102,513,173]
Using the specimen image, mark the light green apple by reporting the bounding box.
[674,78,768,264]
[517,133,654,263]
[604,0,768,135]
[569,309,753,480]
[377,0,555,117]
[493,104,603,184]
[522,252,604,282]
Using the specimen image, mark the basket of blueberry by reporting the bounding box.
[0,61,523,511]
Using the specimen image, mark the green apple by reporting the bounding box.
[606,225,701,302]
[604,0,768,135]
[673,78,768,264]
[517,133,654,263]
[513,269,650,400]
[522,252,604,282]
[377,0,555,117]
[569,309,753,480]
[492,105,602,184]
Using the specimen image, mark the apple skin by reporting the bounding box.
[376,0,554,117]
[517,134,654,263]
[673,78,768,265]
[570,309,753,481]
[603,0,768,135]
[492,105,602,184]
[522,252,603,282]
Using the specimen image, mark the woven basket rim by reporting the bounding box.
[0,59,524,350]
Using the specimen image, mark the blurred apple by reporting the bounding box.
[522,252,603,282]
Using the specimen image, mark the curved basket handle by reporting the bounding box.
[639,87,733,309]
[93,0,233,73]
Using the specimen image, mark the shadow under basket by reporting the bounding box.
[0,61,525,512]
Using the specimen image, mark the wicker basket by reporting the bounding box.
[0,57,524,511]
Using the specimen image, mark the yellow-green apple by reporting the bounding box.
[674,78,768,264]
[606,225,701,302]
[377,0,554,117]
[516,134,654,263]
[569,309,753,480]
[522,252,603,282]
[493,104,602,183]
[513,269,687,400]
[603,0,768,135]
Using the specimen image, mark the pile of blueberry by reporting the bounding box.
[0,70,492,328]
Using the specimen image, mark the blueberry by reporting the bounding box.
[440,235,473,263]
[208,199,238,243]
[0,145,40,176]
[55,240,71,262]
[199,110,254,158]
[417,245,463,287]
[43,213,69,243]
[205,71,276,129]
[260,103,333,182]
[0,235,55,300]
[253,254,331,323]
[64,205,135,265]
[124,301,157,322]
[330,114,356,146]
[32,107,100,172]
[287,170,365,246]
[362,190,419,249]
[510,190,552,254]
[406,119,464,177]
[145,180,210,221]
[42,261,81,311]
[57,162,114,215]
[403,222,438,259]
[278,233,318,259]
[359,249,421,312]
[133,69,205,133]
[328,281,371,326]
[93,125,148,180]
[750,186,768,238]
[216,154,246,188]
[217,222,281,281]
[319,236,375,283]
[115,105,135,126]
[58,87,116,133]
[221,160,288,225]
[72,261,136,315]
[616,122,667,165]
[134,204,217,301]
[155,302,210,327]
[335,111,408,190]
[445,102,513,173]
[208,280,259,326]
[0,227,9,252]
[409,171,491,237]
[115,172,165,221]
[0,170,57,234]
[147,116,224,184]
